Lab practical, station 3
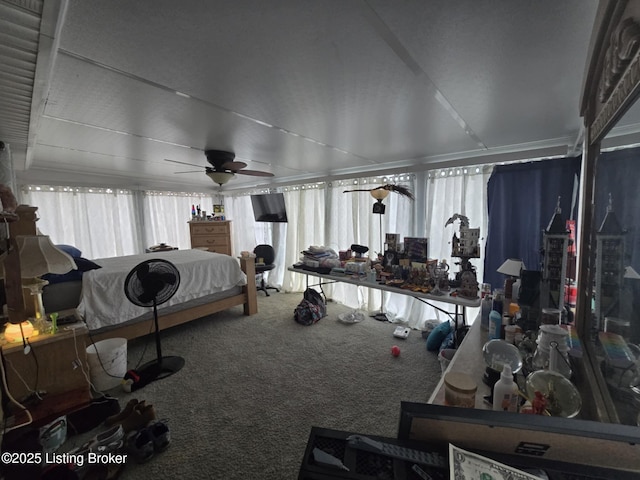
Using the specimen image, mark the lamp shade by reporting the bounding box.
[624,266,640,280]
[370,189,390,200]
[497,258,525,277]
[16,235,77,277]
[206,171,234,186]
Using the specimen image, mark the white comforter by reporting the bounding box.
[77,249,247,331]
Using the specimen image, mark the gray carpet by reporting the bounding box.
[93,292,443,479]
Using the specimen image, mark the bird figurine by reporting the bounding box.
[445,213,469,228]
[342,184,414,200]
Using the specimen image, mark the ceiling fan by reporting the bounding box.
[165,150,274,186]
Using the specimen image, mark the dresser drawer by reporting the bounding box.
[190,223,229,236]
[190,236,230,248]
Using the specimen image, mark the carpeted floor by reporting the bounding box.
[82,292,443,479]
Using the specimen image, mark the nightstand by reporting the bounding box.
[2,323,92,428]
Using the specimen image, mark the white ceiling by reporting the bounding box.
[0,0,619,193]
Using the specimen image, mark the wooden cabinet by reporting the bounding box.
[189,220,232,255]
[3,324,91,427]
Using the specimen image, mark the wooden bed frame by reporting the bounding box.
[90,256,258,342]
[5,206,259,343]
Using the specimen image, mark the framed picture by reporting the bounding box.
[385,233,400,251]
[404,237,428,262]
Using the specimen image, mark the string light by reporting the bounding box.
[24,172,418,201]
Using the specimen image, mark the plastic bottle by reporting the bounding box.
[191,204,196,218]
[511,278,521,303]
[488,310,502,340]
[480,294,493,330]
[492,289,504,315]
[492,364,519,412]
[367,269,377,283]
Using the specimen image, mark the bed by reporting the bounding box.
[42,248,257,342]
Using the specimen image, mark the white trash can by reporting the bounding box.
[86,338,127,391]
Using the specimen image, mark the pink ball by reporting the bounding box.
[391,345,401,357]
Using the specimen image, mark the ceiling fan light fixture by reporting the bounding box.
[206,171,235,185]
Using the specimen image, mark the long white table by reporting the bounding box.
[288,266,481,345]
[428,315,491,407]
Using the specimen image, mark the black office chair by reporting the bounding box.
[254,244,279,296]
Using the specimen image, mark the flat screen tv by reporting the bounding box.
[251,193,288,223]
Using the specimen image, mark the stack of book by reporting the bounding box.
[301,246,334,268]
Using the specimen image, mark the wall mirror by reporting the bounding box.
[588,104,640,426]
[577,0,640,425]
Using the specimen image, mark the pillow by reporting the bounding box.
[41,256,101,284]
[426,321,452,351]
[74,257,102,272]
[56,244,82,258]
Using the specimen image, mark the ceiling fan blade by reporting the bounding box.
[165,158,205,168]
[222,161,247,171]
[173,170,202,174]
[235,169,275,177]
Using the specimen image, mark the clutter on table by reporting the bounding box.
[292,229,480,300]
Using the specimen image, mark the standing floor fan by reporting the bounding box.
[124,258,183,389]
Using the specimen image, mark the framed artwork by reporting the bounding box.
[404,237,428,262]
[385,233,400,251]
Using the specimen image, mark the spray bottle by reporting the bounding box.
[492,364,519,412]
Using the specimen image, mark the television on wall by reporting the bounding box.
[250,193,288,223]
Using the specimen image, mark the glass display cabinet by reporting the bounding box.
[577,0,640,425]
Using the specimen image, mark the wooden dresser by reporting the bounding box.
[189,220,232,255]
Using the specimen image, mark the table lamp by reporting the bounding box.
[370,188,389,215]
[624,266,640,280]
[19,235,77,322]
[370,189,390,320]
[497,258,525,301]
[1,235,77,323]
[4,321,34,343]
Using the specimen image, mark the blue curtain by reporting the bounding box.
[484,157,581,291]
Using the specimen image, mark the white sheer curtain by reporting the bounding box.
[385,166,492,328]
[224,194,272,255]
[21,186,140,259]
[323,176,415,312]
[223,169,490,330]
[20,165,491,321]
[225,185,325,291]
[142,191,217,251]
[281,185,325,291]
